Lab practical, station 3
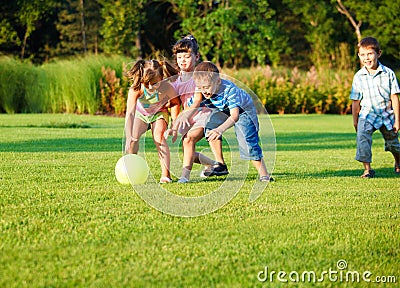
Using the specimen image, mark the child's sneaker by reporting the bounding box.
[199,169,207,178]
[259,175,274,182]
[202,162,229,177]
[159,177,172,184]
[360,170,375,178]
[177,177,189,183]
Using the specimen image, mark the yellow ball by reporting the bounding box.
[115,154,149,185]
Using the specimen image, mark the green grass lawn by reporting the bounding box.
[0,114,399,287]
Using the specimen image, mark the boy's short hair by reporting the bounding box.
[358,37,381,53]
[172,34,199,55]
[193,61,220,83]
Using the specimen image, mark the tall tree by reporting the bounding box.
[140,1,180,58]
[333,0,400,65]
[336,0,361,43]
[369,1,400,62]
[56,0,101,56]
[284,0,337,68]
[16,0,56,60]
[0,1,20,50]
[99,0,144,57]
[172,0,286,68]
[80,0,87,54]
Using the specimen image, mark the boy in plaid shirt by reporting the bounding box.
[350,37,400,178]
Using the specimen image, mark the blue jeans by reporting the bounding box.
[356,118,400,163]
[204,110,263,161]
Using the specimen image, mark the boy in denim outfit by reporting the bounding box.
[192,61,273,182]
[350,37,400,178]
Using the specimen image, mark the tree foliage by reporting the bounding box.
[175,0,288,68]
[99,0,144,57]
[0,0,399,69]
[57,0,102,56]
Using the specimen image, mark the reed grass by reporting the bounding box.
[0,55,130,114]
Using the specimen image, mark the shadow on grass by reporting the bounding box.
[276,132,355,151]
[0,137,122,152]
[274,168,400,179]
[0,136,189,153]
[0,123,94,129]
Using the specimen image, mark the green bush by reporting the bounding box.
[0,57,43,113]
[0,56,366,115]
[0,55,131,114]
[227,66,354,114]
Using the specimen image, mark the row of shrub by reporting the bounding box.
[0,55,372,115]
[227,66,355,115]
[0,55,130,114]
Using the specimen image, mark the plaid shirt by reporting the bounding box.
[350,62,400,130]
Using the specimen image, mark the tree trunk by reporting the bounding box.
[20,31,28,60]
[80,0,87,54]
[336,0,362,43]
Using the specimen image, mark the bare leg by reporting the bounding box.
[151,119,170,179]
[128,118,149,154]
[251,158,271,178]
[360,162,375,178]
[193,152,215,166]
[362,162,372,172]
[181,128,204,180]
[209,139,225,164]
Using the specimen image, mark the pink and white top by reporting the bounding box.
[171,73,212,135]
[171,74,196,109]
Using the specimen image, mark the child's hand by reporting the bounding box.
[175,112,192,132]
[394,122,399,134]
[206,129,222,141]
[164,129,178,143]
[353,120,358,132]
[125,138,133,154]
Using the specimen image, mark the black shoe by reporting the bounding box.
[360,169,375,178]
[202,162,229,177]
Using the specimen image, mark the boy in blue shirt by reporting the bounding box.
[350,37,400,178]
[188,61,274,182]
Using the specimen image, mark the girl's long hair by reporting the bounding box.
[125,59,179,91]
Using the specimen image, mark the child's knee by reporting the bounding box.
[183,135,196,145]
[384,140,400,153]
[383,130,400,153]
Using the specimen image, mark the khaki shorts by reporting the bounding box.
[136,110,169,125]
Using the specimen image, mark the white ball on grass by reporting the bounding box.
[115,154,149,185]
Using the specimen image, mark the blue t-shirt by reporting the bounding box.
[200,79,258,124]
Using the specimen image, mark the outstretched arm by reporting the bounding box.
[167,85,181,124]
[164,92,204,142]
[124,87,140,153]
[174,92,203,129]
[161,83,180,142]
[206,107,239,141]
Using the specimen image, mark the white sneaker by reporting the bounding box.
[159,177,172,184]
[199,166,209,178]
[177,177,189,183]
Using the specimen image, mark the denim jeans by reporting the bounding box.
[356,118,400,163]
[204,110,263,160]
